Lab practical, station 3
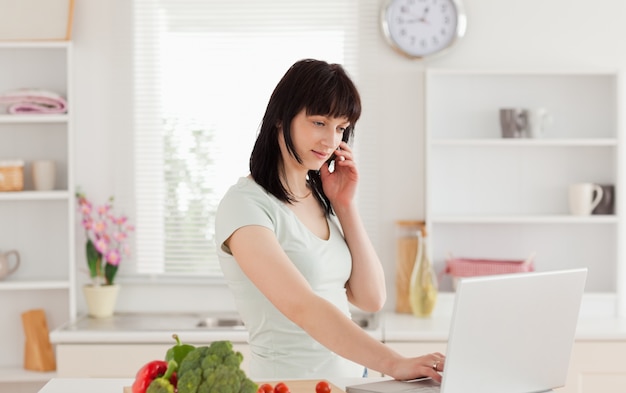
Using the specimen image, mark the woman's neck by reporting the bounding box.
[280,167,310,200]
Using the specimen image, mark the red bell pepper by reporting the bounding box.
[131,359,178,393]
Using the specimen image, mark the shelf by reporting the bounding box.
[0,366,56,383]
[0,114,69,123]
[0,41,70,49]
[0,280,70,290]
[0,190,70,201]
[430,215,619,224]
[431,138,618,147]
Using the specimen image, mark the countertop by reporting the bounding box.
[38,378,386,393]
[50,311,384,344]
[50,310,626,345]
[383,312,626,342]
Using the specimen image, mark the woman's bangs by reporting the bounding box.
[306,81,361,124]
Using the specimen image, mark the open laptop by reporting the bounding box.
[347,268,587,393]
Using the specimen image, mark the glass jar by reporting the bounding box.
[395,220,425,314]
[408,230,438,318]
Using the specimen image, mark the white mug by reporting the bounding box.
[32,160,56,191]
[527,108,553,138]
[569,183,603,216]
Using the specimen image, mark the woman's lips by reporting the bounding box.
[312,150,330,160]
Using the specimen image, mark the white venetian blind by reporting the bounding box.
[132,0,370,277]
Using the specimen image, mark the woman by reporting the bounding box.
[215,59,444,380]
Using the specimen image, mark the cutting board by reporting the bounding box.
[262,380,345,393]
[123,379,345,393]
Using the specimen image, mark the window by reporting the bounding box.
[131,0,366,277]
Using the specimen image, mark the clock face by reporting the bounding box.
[382,0,465,59]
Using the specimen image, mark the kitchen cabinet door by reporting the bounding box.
[56,343,251,378]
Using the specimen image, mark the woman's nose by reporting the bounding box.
[322,128,339,148]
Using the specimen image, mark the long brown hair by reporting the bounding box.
[249,59,362,216]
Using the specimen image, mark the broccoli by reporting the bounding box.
[145,360,177,393]
[146,378,176,393]
[177,341,257,393]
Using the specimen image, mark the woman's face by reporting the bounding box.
[281,109,350,171]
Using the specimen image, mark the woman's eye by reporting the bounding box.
[313,121,325,127]
[337,127,347,133]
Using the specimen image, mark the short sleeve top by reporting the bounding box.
[215,176,363,379]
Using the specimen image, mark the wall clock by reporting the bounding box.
[381,0,467,60]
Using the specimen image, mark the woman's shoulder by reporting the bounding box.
[219,176,275,210]
[223,176,265,199]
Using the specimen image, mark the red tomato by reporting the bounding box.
[257,383,274,393]
[274,382,290,393]
[315,380,332,393]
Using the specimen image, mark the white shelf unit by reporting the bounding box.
[424,69,624,317]
[0,42,75,384]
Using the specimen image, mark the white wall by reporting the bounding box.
[70,0,626,313]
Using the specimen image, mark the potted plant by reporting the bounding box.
[76,191,134,318]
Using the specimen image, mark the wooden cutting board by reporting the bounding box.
[124,379,345,393]
[261,380,345,393]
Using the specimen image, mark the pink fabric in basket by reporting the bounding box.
[445,256,535,278]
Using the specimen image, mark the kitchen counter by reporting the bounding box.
[50,311,251,344]
[383,312,626,342]
[50,309,626,346]
[49,291,626,346]
[38,377,387,393]
[50,311,384,345]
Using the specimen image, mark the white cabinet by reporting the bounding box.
[56,343,251,378]
[424,69,623,316]
[562,341,626,393]
[385,340,626,392]
[0,42,74,386]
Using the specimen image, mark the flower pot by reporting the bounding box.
[83,284,120,318]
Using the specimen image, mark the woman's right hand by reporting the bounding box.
[388,352,446,383]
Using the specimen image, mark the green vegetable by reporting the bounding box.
[146,360,177,393]
[177,340,257,393]
[165,334,196,366]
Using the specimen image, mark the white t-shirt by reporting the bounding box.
[215,176,363,379]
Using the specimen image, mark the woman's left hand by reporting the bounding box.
[320,141,358,207]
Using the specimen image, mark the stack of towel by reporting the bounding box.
[0,89,68,114]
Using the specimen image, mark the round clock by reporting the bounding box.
[381,0,467,60]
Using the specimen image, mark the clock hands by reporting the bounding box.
[402,6,431,24]
[419,6,430,23]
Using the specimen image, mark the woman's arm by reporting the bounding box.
[226,224,444,382]
[320,141,386,312]
[334,202,386,312]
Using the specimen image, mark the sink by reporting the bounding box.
[196,316,246,329]
[196,312,379,331]
[351,312,379,330]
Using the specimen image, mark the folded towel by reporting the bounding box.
[0,89,68,114]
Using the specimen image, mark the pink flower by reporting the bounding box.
[113,231,127,242]
[76,191,134,286]
[106,249,121,266]
[97,204,111,216]
[94,237,109,254]
[92,220,107,235]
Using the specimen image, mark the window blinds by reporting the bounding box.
[132,0,377,277]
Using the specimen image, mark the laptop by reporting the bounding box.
[346,269,587,393]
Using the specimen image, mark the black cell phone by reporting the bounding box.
[326,133,350,171]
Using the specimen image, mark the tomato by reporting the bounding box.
[315,380,332,393]
[257,383,274,393]
[274,382,290,393]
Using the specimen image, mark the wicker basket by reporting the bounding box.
[444,252,536,289]
[0,160,25,191]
